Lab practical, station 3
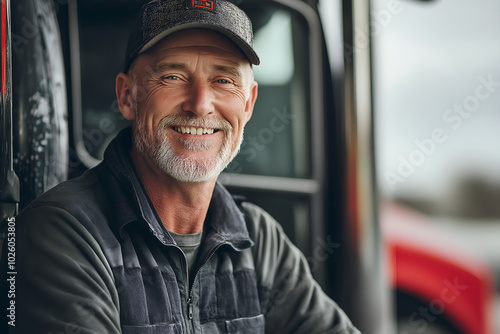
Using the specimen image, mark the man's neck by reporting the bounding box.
[130,148,216,234]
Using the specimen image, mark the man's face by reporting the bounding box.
[126,29,258,182]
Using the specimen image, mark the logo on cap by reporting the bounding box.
[189,0,215,10]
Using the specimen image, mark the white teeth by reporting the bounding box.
[174,127,216,135]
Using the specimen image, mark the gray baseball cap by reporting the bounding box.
[124,0,260,73]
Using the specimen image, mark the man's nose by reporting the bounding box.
[181,80,214,117]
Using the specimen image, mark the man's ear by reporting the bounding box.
[244,81,258,123]
[116,73,135,121]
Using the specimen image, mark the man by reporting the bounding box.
[4,0,361,333]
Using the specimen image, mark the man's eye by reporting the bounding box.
[216,79,229,84]
[165,75,179,80]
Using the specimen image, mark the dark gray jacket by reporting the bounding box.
[1,129,360,334]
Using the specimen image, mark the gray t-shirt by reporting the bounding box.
[168,230,203,283]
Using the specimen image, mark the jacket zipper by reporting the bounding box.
[187,297,193,320]
[172,245,195,334]
[175,241,229,333]
[186,242,228,328]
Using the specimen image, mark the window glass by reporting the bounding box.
[227,8,310,178]
[77,4,311,179]
[77,3,137,159]
[373,0,500,323]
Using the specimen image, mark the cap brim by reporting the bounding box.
[139,23,260,65]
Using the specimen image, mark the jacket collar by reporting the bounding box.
[100,128,253,251]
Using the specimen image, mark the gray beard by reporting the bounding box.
[133,113,243,183]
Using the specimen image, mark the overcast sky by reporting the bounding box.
[372,0,500,199]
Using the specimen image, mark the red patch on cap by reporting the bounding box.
[190,0,215,10]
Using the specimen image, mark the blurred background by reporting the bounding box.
[372,0,500,332]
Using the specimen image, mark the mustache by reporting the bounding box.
[158,113,233,132]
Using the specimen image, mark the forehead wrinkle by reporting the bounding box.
[149,43,246,66]
[211,64,242,79]
[152,59,246,82]
[154,62,186,74]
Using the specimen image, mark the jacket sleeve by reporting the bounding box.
[242,202,361,334]
[2,205,121,334]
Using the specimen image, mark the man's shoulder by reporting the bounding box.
[19,165,108,225]
[238,201,288,246]
[238,201,275,225]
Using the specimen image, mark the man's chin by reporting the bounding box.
[153,150,225,183]
[172,150,220,162]
[164,164,222,183]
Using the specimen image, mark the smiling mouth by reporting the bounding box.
[173,126,219,135]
